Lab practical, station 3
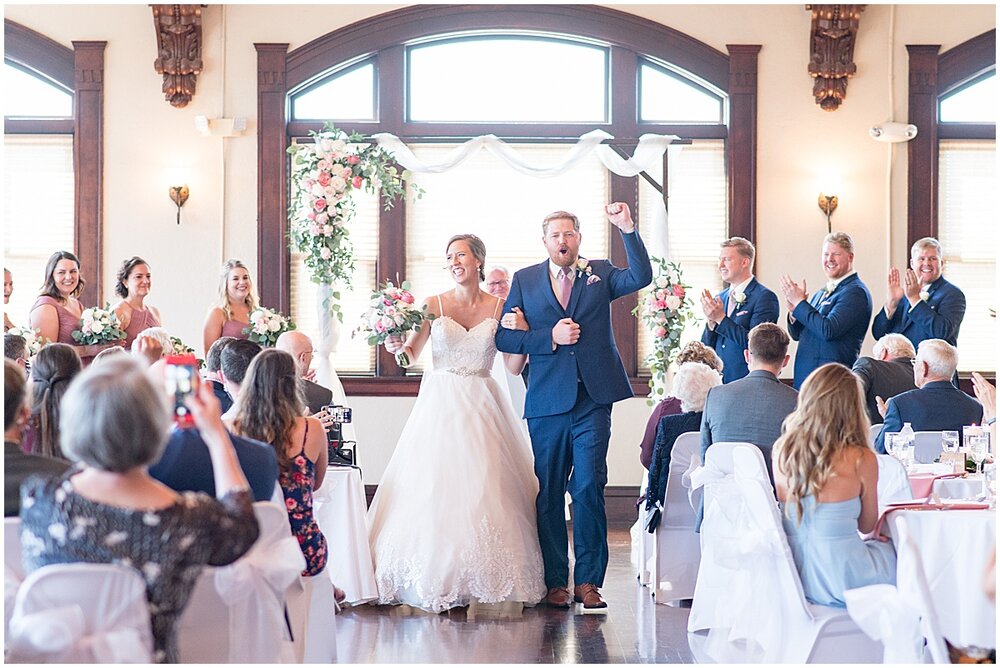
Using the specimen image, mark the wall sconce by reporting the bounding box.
[818,193,838,233]
[168,185,189,225]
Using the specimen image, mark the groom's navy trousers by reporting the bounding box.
[497,230,651,588]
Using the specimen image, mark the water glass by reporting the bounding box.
[941,431,960,453]
[968,435,989,475]
[984,463,997,507]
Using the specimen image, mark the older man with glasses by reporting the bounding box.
[485,266,511,299]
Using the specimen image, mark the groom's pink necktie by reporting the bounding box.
[559,267,572,310]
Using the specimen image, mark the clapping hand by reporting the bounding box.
[384,334,405,354]
[605,202,635,233]
[886,267,904,310]
[875,395,889,419]
[971,372,996,423]
[902,268,922,304]
[700,289,724,324]
[778,274,808,309]
[500,306,529,331]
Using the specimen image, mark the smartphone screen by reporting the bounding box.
[165,354,199,427]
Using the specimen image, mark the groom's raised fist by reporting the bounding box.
[605,202,635,233]
[552,318,581,346]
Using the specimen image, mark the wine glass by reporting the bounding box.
[942,431,960,453]
[968,435,988,476]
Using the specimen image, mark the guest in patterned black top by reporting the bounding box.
[20,357,259,663]
[228,348,328,576]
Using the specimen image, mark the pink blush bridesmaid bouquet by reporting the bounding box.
[353,279,434,367]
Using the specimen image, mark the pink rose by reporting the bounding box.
[400,291,414,304]
[374,320,386,333]
[306,211,315,221]
[285,498,296,510]
[317,171,331,187]
[313,198,327,212]
[352,175,364,189]
[655,300,667,310]
[316,159,331,171]
[672,285,685,298]
[653,326,667,338]
[347,155,360,165]
[309,223,321,236]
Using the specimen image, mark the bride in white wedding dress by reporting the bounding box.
[367,234,546,613]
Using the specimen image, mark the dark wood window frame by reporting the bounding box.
[5,20,106,306]
[256,5,759,396]
[906,29,995,245]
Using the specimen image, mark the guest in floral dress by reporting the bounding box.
[228,348,328,575]
[20,357,259,663]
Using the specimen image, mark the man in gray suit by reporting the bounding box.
[851,333,917,425]
[696,323,799,529]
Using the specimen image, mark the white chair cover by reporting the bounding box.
[876,454,914,507]
[629,473,653,587]
[652,431,701,603]
[177,501,304,663]
[913,431,944,465]
[6,563,153,663]
[5,516,24,580]
[689,442,882,663]
[286,572,338,663]
[869,424,882,449]
[843,584,924,663]
[894,517,950,664]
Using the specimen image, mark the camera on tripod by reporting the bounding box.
[323,404,356,468]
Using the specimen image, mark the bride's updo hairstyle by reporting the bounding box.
[445,234,487,282]
[773,363,870,522]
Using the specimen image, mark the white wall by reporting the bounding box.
[5,3,993,486]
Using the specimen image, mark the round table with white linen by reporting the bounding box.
[313,466,379,605]
[888,508,996,649]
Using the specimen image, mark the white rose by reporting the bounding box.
[319,138,335,153]
[91,322,104,334]
[656,277,669,289]
[268,319,282,332]
[329,176,347,192]
[315,212,328,225]
[311,182,326,197]
[254,323,268,335]
[380,315,394,329]
[320,247,332,260]
[664,295,682,311]
[329,139,347,155]
[251,311,265,325]
[322,224,334,236]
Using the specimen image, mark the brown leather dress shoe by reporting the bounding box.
[545,586,572,608]
[573,583,607,609]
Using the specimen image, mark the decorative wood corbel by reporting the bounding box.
[151,4,203,108]
[806,4,866,111]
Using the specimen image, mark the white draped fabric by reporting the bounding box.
[372,129,679,178]
[313,466,379,605]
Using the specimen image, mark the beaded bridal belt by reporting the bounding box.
[437,367,491,378]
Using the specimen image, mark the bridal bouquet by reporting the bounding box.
[7,326,45,356]
[633,258,697,402]
[71,305,127,345]
[243,308,297,347]
[353,279,435,367]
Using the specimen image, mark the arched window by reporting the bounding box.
[257,6,759,392]
[4,20,105,310]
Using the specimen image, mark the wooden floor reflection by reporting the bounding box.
[336,529,695,663]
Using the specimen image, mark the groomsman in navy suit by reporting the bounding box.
[872,236,966,350]
[780,232,872,389]
[496,203,651,610]
[699,237,779,383]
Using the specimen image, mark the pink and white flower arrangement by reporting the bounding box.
[632,258,697,402]
[287,122,420,321]
[71,305,126,345]
[352,279,435,368]
[7,326,45,356]
[243,308,296,347]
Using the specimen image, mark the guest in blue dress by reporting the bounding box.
[772,363,896,607]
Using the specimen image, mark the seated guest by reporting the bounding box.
[204,335,237,412]
[276,331,332,414]
[872,237,966,349]
[644,362,721,518]
[228,349,328,577]
[23,343,82,460]
[639,341,723,469]
[5,360,68,516]
[700,236,780,383]
[19,357,259,663]
[851,333,917,424]
[91,345,129,366]
[4,333,28,369]
[773,363,896,607]
[696,323,798,529]
[781,232,872,389]
[219,338,263,419]
[875,339,983,453]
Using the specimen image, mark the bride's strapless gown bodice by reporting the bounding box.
[367,315,546,613]
[429,316,498,376]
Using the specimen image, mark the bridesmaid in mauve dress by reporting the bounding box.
[28,251,121,364]
[112,256,163,350]
[203,258,258,355]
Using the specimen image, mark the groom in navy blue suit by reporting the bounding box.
[496,203,651,609]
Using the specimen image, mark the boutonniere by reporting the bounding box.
[732,290,747,306]
[825,280,837,295]
[576,258,598,284]
[919,289,930,302]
